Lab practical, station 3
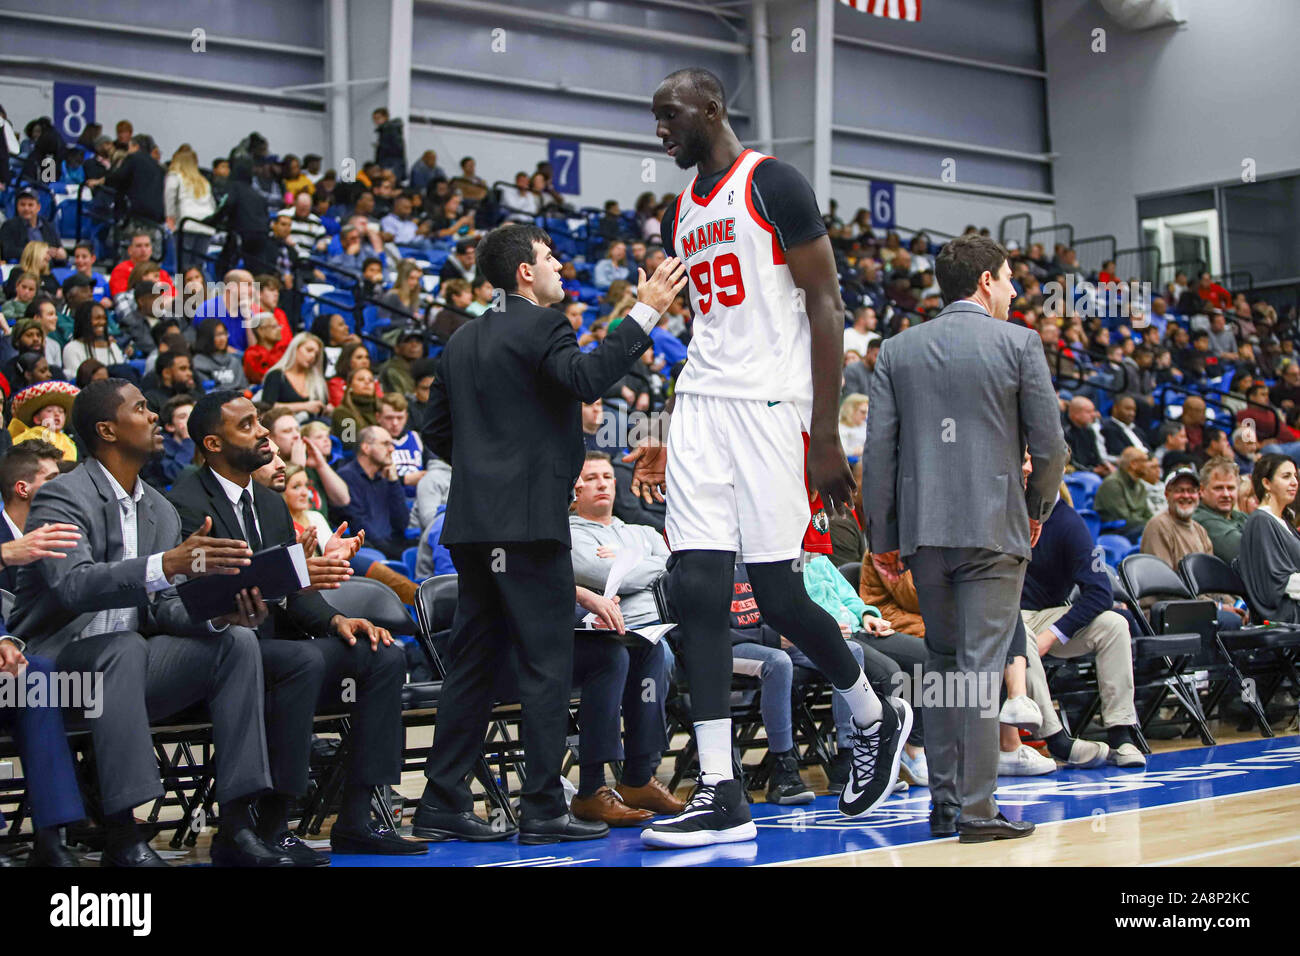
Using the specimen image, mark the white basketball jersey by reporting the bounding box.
[670,149,813,416]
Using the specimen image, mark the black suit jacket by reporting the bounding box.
[0,514,16,594]
[0,216,61,261]
[168,467,338,641]
[422,293,651,546]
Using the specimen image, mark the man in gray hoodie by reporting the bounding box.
[567,450,683,826]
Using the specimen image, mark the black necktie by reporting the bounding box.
[240,490,263,552]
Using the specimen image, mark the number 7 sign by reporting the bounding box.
[548,138,580,195]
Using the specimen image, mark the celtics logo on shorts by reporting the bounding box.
[811,508,829,534]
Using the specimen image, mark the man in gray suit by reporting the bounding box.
[10,379,296,867]
[865,235,1067,843]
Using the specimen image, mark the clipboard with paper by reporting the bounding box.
[578,539,676,645]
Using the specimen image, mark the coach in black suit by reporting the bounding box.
[412,224,686,844]
[170,390,426,862]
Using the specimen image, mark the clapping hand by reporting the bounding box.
[0,640,27,677]
[1,523,81,566]
[324,521,365,562]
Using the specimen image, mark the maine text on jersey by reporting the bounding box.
[680,217,737,259]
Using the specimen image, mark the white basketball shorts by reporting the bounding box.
[664,392,814,563]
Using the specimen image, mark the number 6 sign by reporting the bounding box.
[869,180,895,230]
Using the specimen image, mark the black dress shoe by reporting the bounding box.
[518,812,610,845]
[210,828,295,867]
[410,804,516,842]
[929,803,959,837]
[958,812,1036,844]
[101,840,170,867]
[330,822,429,855]
[264,830,330,867]
[28,839,80,867]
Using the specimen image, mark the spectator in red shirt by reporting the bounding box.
[1196,271,1232,311]
[1180,395,1210,453]
[1239,381,1300,446]
[243,311,287,385]
[108,229,175,297]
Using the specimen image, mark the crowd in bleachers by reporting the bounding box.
[0,98,1296,864]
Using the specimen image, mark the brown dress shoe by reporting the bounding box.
[570,787,654,827]
[615,777,686,815]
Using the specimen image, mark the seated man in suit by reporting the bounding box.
[0,439,80,595]
[9,378,287,867]
[568,451,683,826]
[1100,394,1150,459]
[170,389,426,861]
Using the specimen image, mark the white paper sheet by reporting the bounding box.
[580,540,644,627]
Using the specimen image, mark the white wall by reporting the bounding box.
[1044,0,1300,248]
[831,176,1055,240]
[0,77,328,166]
[407,123,693,214]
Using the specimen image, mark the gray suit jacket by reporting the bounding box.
[864,300,1068,561]
[10,458,204,658]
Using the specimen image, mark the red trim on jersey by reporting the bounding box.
[683,148,755,213]
[744,155,786,266]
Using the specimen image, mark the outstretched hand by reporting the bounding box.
[635,257,688,315]
[623,443,667,504]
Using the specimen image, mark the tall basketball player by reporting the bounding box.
[630,68,912,849]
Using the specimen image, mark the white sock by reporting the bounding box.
[836,668,883,728]
[694,718,733,784]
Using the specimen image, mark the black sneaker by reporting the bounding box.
[766,749,814,805]
[838,696,912,818]
[640,778,757,849]
[826,749,851,794]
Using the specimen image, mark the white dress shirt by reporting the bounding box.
[209,467,263,546]
[82,459,171,638]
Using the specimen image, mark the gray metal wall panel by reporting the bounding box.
[0,22,322,90]
[832,45,1046,154]
[410,6,749,125]
[831,134,1051,195]
[833,0,1042,70]
[0,0,324,48]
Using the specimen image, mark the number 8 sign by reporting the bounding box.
[54,82,96,144]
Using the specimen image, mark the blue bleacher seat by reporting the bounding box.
[1076,508,1101,542]
[402,546,419,578]
[329,434,343,461]
[1097,533,1137,568]
[1064,471,1103,510]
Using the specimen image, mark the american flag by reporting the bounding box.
[837,0,922,20]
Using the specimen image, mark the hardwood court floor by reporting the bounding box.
[778,784,1300,867]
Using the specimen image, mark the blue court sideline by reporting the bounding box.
[328,735,1300,867]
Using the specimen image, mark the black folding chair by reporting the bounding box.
[837,562,861,589]
[1178,553,1300,737]
[293,578,419,834]
[1115,556,1216,744]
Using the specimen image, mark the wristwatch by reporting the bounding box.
[0,635,25,653]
